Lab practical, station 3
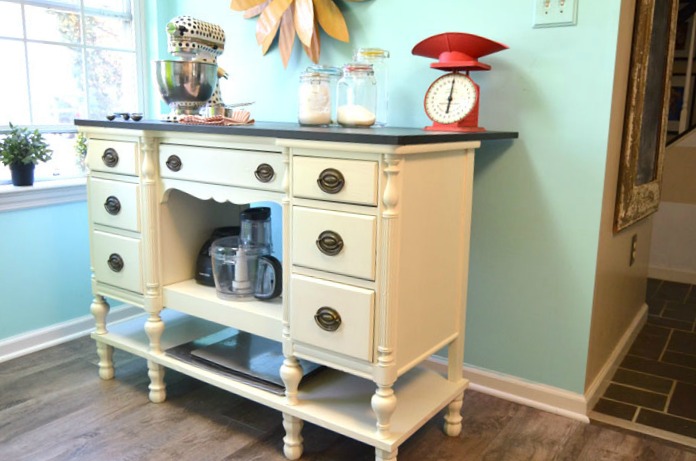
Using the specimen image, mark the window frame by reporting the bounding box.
[0,0,146,205]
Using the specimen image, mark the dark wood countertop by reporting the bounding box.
[75,119,518,146]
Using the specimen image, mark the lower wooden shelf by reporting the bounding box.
[162,279,283,341]
[92,309,467,452]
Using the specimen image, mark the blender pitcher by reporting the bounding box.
[240,207,282,300]
[241,207,273,253]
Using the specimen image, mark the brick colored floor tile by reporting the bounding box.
[646,315,695,332]
[648,300,665,315]
[593,398,637,421]
[687,286,696,304]
[662,351,696,370]
[612,368,674,394]
[594,278,696,444]
[628,324,670,360]
[603,383,667,410]
[636,408,696,439]
[668,330,696,355]
[686,285,696,304]
[647,278,663,300]
[621,355,696,385]
[668,382,696,420]
[662,302,696,323]
[654,281,691,303]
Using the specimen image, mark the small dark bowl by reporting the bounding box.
[131,113,143,121]
[106,114,116,121]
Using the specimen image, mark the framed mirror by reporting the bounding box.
[614,0,678,233]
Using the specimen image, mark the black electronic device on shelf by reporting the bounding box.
[195,226,240,286]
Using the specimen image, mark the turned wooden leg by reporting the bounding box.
[147,360,166,403]
[280,356,303,405]
[371,384,397,437]
[144,312,165,355]
[444,393,463,437]
[90,295,110,335]
[282,413,304,460]
[95,341,114,380]
[144,311,166,403]
[90,296,114,379]
[375,447,397,461]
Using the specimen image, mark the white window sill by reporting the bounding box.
[0,177,87,212]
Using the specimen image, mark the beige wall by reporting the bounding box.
[585,0,652,392]
[661,139,696,204]
[648,134,696,284]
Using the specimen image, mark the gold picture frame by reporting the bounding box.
[614,0,678,233]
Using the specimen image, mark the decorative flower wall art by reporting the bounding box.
[230,0,368,67]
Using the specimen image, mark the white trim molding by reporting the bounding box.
[0,304,142,363]
[426,356,589,422]
[0,178,86,212]
[425,303,648,423]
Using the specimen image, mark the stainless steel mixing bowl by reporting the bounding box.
[154,60,218,114]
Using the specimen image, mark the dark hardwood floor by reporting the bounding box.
[2,337,696,460]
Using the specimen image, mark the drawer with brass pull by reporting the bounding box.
[293,156,378,205]
[89,178,140,231]
[159,143,284,191]
[87,139,139,176]
[92,230,142,293]
[292,206,377,280]
[290,274,374,362]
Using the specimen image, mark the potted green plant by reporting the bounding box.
[74,131,88,173]
[0,123,53,186]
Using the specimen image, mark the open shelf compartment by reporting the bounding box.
[162,279,282,341]
[92,310,467,452]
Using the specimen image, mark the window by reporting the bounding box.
[0,0,144,184]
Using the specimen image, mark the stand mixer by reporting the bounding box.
[155,16,228,121]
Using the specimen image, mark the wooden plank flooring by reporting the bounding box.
[2,336,696,461]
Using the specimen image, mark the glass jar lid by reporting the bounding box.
[342,62,374,74]
[306,65,343,77]
[354,48,390,59]
[300,71,330,81]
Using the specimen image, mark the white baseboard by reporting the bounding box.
[426,356,589,422]
[427,303,648,423]
[584,303,648,412]
[0,304,142,364]
[648,266,696,285]
[4,301,649,426]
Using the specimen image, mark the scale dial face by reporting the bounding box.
[424,73,478,125]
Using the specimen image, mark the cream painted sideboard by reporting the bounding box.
[76,119,516,461]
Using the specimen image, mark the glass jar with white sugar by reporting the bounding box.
[298,71,332,127]
[336,63,377,128]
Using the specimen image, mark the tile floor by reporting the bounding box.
[591,279,696,445]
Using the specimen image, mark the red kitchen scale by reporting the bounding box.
[412,32,508,132]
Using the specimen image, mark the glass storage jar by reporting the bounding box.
[306,65,342,125]
[353,48,390,126]
[336,62,377,128]
[298,71,331,126]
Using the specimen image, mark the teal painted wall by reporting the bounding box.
[0,202,92,340]
[143,0,622,394]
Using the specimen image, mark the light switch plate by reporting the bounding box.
[533,0,578,28]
